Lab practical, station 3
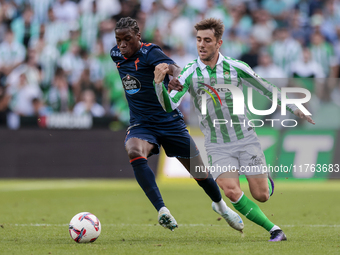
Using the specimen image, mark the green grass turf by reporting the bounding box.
[0,179,339,255]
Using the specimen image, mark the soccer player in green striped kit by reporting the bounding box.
[153,18,315,241]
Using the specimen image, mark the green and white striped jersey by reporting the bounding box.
[80,12,105,51]
[310,42,338,77]
[154,53,298,144]
[269,38,302,75]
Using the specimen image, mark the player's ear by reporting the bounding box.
[136,32,141,41]
[217,39,223,49]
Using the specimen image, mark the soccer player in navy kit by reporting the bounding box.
[110,17,243,231]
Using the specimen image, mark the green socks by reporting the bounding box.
[232,192,274,232]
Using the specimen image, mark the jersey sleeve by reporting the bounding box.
[231,62,298,114]
[153,66,193,112]
[146,47,175,66]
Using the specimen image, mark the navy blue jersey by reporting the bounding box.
[110,43,182,125]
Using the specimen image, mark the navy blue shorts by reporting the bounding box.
[125,119,199,158]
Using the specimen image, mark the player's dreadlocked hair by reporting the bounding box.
[194,18,224,41]
[115,17,140,34]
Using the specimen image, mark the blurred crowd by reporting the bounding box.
[0,0,339,129]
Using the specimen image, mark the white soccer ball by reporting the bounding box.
[69,212,101,243]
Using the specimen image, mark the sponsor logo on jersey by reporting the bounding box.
[122,74,141,94]
[196,87,230,95]
[197,82,223,107]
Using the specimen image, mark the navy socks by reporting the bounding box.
[131,157,222,211]
[130,157,165,211]
[195,173,222,202]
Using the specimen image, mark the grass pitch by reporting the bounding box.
[0,179,339,255]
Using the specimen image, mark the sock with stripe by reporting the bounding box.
[130,157,165,211]
[231,192,276,232]
[195,173,222,202]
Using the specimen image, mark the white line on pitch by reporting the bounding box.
[10,224,340,227]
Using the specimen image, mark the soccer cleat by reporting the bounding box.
[212,202,244,232]
[268,174,275,196]
[158,207,178,231]
[269,230,287,242]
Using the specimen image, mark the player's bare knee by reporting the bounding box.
[127,147,144,160]
[253,191,269,203]
[216,179,241,201]
[222,186,242,202]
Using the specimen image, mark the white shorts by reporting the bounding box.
[205,134,267,180]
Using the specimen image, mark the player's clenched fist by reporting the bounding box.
[168,78,183,92]
[154,63,169,84]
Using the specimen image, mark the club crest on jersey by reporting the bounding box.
[122,74,141,94]
[224,71,230,79]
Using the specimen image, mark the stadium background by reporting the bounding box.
[0,0,339,180]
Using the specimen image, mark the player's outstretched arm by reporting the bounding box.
[294,109,315,125]
[232,61,298,115]
[153,63,189,113]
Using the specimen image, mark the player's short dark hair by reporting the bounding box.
[115,17,140,34]
[194,18,224,41]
